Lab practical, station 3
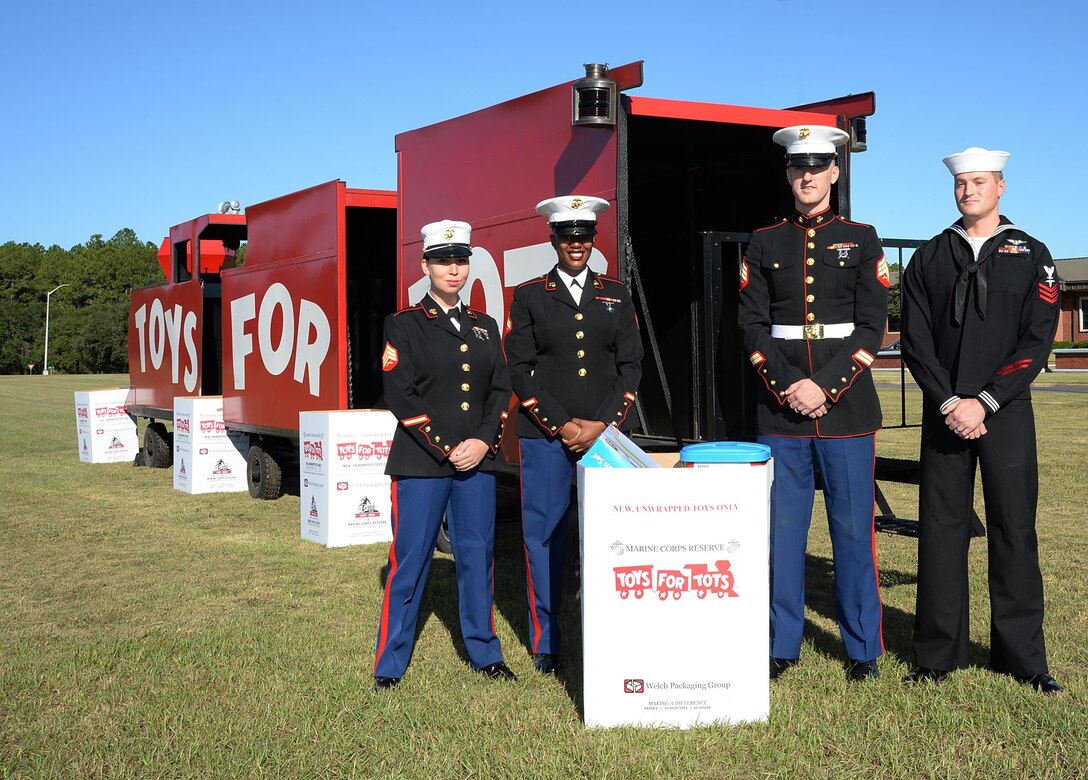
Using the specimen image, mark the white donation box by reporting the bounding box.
[578,447,772,728]
[173,396,249,494]
[74,388,138,463]
[299,410,396,547]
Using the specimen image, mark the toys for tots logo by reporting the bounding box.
[613,560,737,600]
[176,416,190,433]
[336,440,393,462]
[304,439,323,461]
[77,406,89,419]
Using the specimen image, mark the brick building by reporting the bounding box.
[1055,257,1088,343]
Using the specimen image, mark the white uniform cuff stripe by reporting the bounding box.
[940,396,960,414]
[979,392,999,413]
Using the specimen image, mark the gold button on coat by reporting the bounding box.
[807,313,815,322]
[807,229,816,237]
[576,350,585,359]
[575,331,584,339]
[807,258,815,266]
[806,276,814,284]
[460,402,470,411]
[461,363,470,372]
[806,294,815,303]
[575,313,584,321]
[807,242,815,249]
[459,344,468,352]
[461,383,470,391]
[578,368,587,377]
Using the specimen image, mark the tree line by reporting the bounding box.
[0,229,165,375]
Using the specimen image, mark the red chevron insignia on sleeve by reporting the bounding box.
[876,256,890,288]
[1038,283,1059,304]
[382,342,399,371]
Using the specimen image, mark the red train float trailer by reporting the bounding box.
[127,61,875,499]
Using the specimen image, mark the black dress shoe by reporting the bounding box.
[903,666,950,684]
[848,659,879,681]
[1014,673,1062,694]
[477,661,518,681]
[533,653,561,675]
[374,676,400,690]
[769,657,798,681]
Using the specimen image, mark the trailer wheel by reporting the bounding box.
[143,422,173,469]
[248,443,284,500]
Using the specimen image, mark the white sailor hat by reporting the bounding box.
[535,195,610,236]
[421,219,472,259]
[772,125,850,167]
[942,147,1010,176]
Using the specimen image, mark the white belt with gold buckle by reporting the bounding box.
[771,323,855,340]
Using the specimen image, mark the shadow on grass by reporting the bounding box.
[801,553,989,668]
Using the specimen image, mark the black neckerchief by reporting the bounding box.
[946,216,1017,325]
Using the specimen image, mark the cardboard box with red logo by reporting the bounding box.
[577,433,772,728]
[172,396,248,494]
[74,388,139,464]
[299,410,396,547]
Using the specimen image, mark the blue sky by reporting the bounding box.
[2,0,1084,259]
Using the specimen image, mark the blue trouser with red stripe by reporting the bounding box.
[519,436,579,656]
[759,434,883,662]
[374,471,503,679]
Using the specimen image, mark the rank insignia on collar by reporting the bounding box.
[472,325,489,340]
[428,308,438,315]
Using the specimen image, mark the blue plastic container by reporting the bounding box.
[678,441,771,466]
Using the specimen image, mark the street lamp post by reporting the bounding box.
[43,283,69,376]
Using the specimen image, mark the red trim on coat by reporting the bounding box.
[374,478,400,669]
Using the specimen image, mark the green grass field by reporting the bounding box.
[2,374,1086,778]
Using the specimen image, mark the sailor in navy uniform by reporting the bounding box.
[373,219,516,689]
[738,125,888,682]
[504,195,643,675]
[901,148,1061,693]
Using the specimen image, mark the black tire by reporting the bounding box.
[436,517,453,555]
[143,421,173,469]
[248,442,284,500]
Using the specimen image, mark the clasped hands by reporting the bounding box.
[943,397,987,440]
[448,438,489,471]
[559,418,607,453]
[785,378,830,419]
